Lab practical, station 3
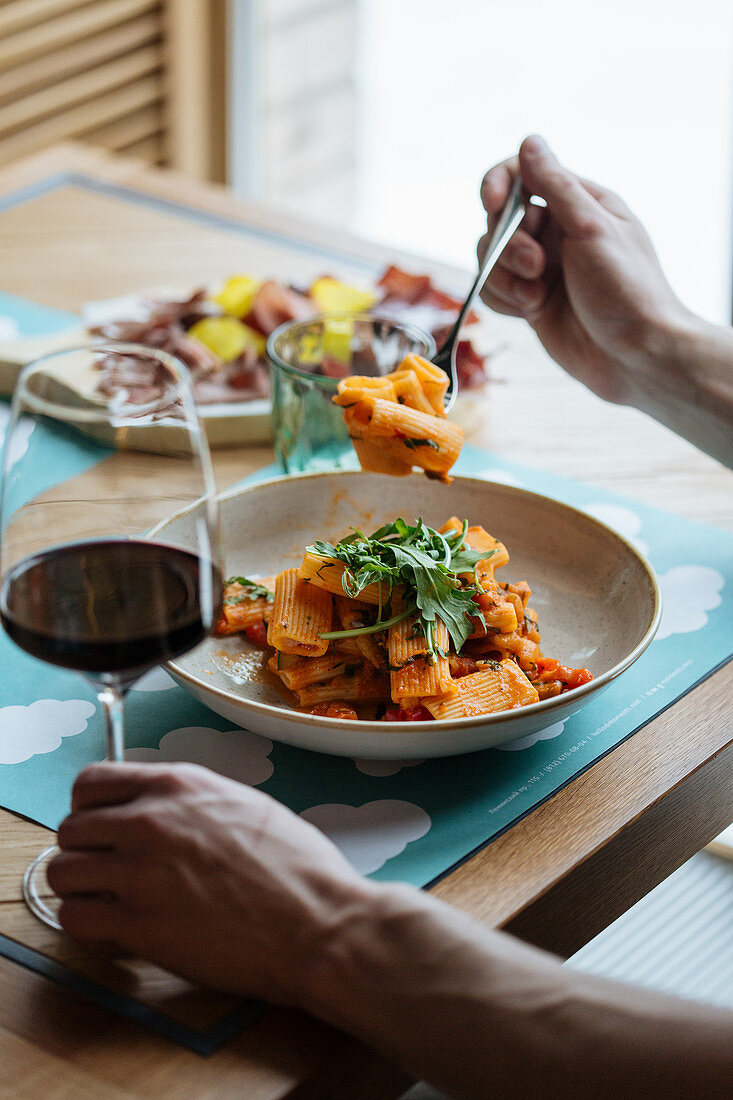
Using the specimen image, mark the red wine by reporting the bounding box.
[0,539,221,679]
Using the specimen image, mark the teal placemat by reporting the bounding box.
[0,290,78,339]
[0,411,731,886]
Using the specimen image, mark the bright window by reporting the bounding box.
[354,0,733,323]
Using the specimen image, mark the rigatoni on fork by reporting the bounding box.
[333,353,463,483]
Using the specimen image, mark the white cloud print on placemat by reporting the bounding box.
[475,468,524,487]
[354,757,426,777]
[0,316,19,340]
[301,800,431,874]
[126,726,274,785]
[496,720,566,752]
[582,503,648,556]
[0,699,95,765]
[656,565,725,640]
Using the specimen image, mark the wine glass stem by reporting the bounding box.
[99,684,125,762]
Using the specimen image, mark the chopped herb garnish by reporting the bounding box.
[402,437,440,452]
[224,576,274,606]
[308,518,492,661]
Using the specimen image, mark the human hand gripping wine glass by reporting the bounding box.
[0,344,220,930]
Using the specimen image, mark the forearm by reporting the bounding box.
[303,883,733,1099]
[632,313,733,467]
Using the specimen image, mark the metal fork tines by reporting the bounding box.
[435,175,527,411]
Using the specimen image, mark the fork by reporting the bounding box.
[434,175,527,411]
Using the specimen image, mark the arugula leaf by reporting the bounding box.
[451,546,495,574]
[306,517,486,659]
[319,604,414,639]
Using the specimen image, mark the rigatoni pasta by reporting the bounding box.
[333,353,463,482]
[299,552,396,606]
[267,569,332,657]
[388,616,456,705]
[215,515,593,722]
[423,661,540,721]
[215,576,275,637]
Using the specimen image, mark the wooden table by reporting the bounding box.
[0,143,731,1098]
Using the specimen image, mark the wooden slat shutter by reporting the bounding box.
[0,0,227,180]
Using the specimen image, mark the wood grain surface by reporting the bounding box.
[0,143,730,1098]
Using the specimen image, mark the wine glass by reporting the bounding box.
[0,344,221,930]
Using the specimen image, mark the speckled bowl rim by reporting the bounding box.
[156,471,662,739]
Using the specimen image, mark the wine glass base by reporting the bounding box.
[23,845,63,931]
